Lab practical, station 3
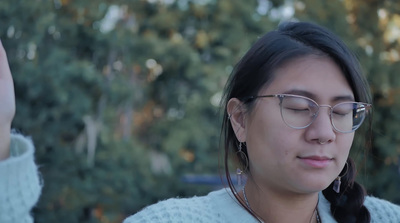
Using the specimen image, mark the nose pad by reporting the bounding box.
[312,106,334,128]
[308,106,336,143]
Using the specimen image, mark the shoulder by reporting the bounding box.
[124,188,256,223]
[318,193,400,223]
[364,195,400,222]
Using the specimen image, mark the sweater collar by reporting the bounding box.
[209,188,337,223]
[317,192,337,223]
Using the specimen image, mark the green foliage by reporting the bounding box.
[1,0,400,222]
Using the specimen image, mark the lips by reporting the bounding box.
[298,156,333,168]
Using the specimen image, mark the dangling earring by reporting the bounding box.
[236,168,243,187]
[333,162,348,193]
[236,142,248,187]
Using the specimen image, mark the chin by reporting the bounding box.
[298,181,333,194]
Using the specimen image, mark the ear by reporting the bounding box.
[227,98,247,142]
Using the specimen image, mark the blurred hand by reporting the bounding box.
[0,40,16,160]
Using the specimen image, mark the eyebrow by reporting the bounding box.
[282,89,355,102]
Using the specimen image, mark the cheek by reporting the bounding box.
[245,104,301,166]
[247,120,286,152]
[336,134,355,161]
[341,133,354,151]
[273,130,303,165]
[248,124,296,164]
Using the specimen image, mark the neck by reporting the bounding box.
[240,179,320,223]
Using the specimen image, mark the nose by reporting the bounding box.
[305,106,336,144]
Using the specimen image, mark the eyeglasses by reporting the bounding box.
[245,94,371,133]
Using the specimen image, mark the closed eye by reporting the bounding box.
[332,111,351,117]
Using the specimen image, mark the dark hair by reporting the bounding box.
[221,21,372,222]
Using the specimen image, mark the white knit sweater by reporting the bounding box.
[126,187,400,223]
[1,135,400,223]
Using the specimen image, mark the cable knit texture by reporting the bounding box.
[0,134,42,223]
[126,189,400,223]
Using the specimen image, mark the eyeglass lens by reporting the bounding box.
[279,95,367,133]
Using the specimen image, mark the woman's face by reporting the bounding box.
[233,55,355,194]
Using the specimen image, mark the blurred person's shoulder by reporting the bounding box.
[364,195,400,222]
[124,188,256,223]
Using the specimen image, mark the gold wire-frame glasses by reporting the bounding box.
[245,94,371,133]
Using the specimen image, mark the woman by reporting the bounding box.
[1,22,400,223]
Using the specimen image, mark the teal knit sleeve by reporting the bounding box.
[0,134,42,223]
